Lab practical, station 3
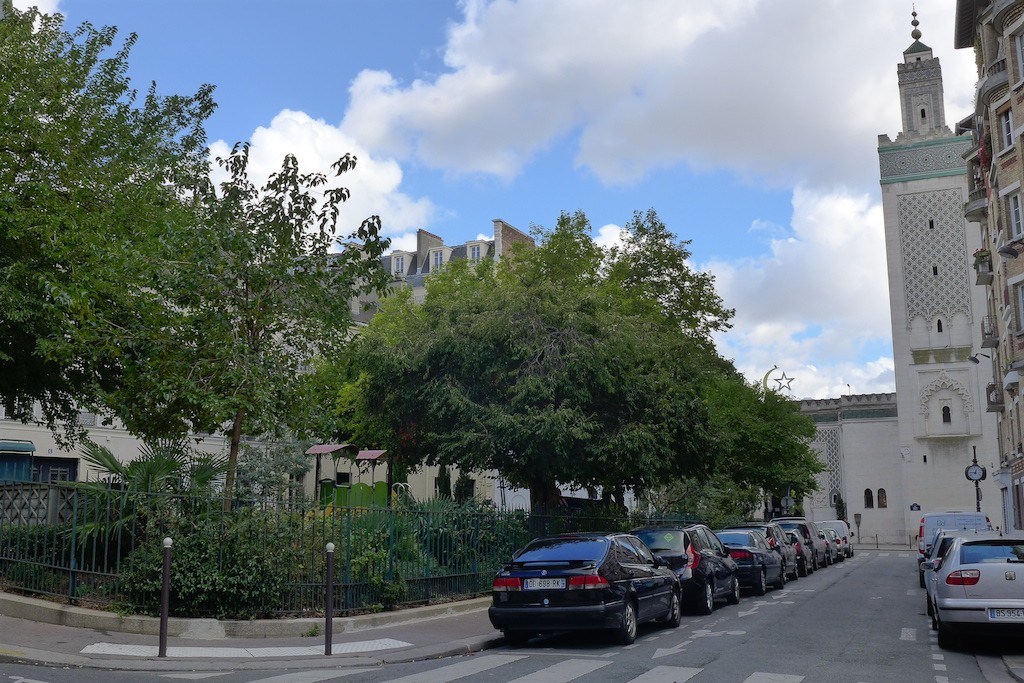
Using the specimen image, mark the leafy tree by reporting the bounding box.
[105,143,390,510]
[233,439,312,503]
[345,210,726,510]
[0,2,214,442]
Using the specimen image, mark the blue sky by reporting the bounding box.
[17,0,977,399]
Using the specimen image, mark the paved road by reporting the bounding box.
[3,550,1024,682]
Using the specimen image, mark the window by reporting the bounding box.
[864,488,874,508]
[937,319,943,333]
[877,488,888,508]
[1001,109,1014,150]
[394,255,405,275]
[432,250,443,270]
[77,411,97,427]
[1010,193,1024,239]
[942,406,951,423]
[932,266,938,276]
[1017,34,1024,81]
[469,244,481,263]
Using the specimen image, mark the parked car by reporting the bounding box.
[488,532,681,646]
[924,529,976,618]
[927,532,1024,649]
[917,511,993,588]
[633,524,741,615]
[716,528,786,594]
[729,521,799,581]
[774,517,827,571]
[823,528,843,563]
[818,519,853,558]
[785,529,813,577]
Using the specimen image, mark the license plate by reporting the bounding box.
[989,608,1024,621]
[524,578,565,590]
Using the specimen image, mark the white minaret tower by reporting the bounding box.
[876,11,1001,541]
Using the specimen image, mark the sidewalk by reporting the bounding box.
[0,592,504,671]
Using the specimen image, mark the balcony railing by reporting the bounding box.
[965,187,988,222]
[982,316,999,348]
[975,256,994,285]
[978,58,1010,112]
[988,382,1005,412]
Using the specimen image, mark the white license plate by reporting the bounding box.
[989,608,1024,621]
[524,578,565,590]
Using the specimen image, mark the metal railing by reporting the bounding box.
[0,482,700,619]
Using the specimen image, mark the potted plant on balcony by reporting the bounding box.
[974,248,991,269]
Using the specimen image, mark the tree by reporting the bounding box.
[344,210,728,510]
[233,440,311,503]
[105,144,390,510]
[0,3,214,442]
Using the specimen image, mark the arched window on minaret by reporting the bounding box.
[942,406,951,423]
[937,319,943,333]
[864,489,874,509]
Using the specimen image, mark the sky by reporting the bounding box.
[14,0,979,400]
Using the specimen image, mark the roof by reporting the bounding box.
[356,449,387,461]
[305,444,354,455]
[954,0,979,50]
[904,39,931,54]
[0,440,34,454]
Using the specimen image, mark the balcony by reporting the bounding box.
[975,256,994,285]
[978,58,1010,114]
[965,187,988,222]
[987,382,1006,412]
[982,316,999,348]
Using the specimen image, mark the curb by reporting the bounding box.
[0,591,491,638]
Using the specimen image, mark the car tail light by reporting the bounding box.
[767,536,777,549]
[493,577,522,592]
[568,575,610,590]
[687,543,700,570]
[730,549,752,560]
[946,570,981,586]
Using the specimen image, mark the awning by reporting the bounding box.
[356,449,387,462]
[0,440,34,455]
[305,443,354,455]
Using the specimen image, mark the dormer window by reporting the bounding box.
[433,250,444,270]
[394,255,405,275]
[469,245,481,263]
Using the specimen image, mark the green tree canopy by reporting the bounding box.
[334,210,744,510]
[0,2,214,442]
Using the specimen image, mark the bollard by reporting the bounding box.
[159,537,172,658]
[875,534,879,549]
[325,542,335,656]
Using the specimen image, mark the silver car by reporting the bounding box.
[927,532,1024,649]
[923,529,974,618]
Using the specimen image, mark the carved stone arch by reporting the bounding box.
[918,371,974,419]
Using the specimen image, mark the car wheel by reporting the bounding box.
[936,616,957,650]
[810,555,817,573]
[774,563,786,589]
[726,576,740,605]
[926,595,933,617]
[754,567,767,596]
[930,604,938,631]
[695,580,714,615]
[919,570,925,589]
[797,557,808,578]
[660,590,682,628]
[614,599,638,645]
[504,631,532,647]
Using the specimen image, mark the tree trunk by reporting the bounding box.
[223,408,245,512]
[529,477,562,514]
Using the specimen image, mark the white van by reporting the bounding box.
[916,511,992,586]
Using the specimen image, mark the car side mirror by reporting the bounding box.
[652,556,666,568]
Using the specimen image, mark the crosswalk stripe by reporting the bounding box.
[505,658,612,683]
[382,654,527,682]
[626,666,702,683]
[743,674,804,683]
[237,671,377,683]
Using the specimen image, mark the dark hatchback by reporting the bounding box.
[715,528,786,595]
[488,533,681,646]
[633,525,741,614]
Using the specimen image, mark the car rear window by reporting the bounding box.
[960,540,1024,564]
[635,529,686,553]
[717,531,753,546]
[515,537,609,562]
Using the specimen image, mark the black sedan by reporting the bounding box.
[715,528,786,595]
[633,525,741,614]
[488,532,681,646]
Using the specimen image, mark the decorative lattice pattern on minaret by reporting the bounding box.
[918,370,974,417]
[898,188,970,328]
[810,425,841,509]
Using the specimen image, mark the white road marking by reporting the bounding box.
[652,639,692,659]
[240,671,377,683]
[900,628,916,641]
[879,553,890,557]
[382,654,526,682]
[505,658,612,683]
[627,666,702,682]
[161,675,235,681]
[931,653,944,660]
[742,674,804,683]
[933,663,947,671]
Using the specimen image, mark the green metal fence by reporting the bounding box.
[0,482,700,619]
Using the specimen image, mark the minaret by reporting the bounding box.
[875,11,1001,542]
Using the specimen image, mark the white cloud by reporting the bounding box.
[709,186,892,398]
[593,223,625,250]
[13,0,61,15]
[340,0,970,192]
[209,110,435,238]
